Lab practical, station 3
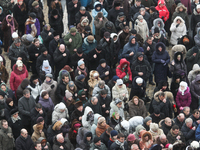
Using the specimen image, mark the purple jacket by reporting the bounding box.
[26,18,40,36]
[176,87,191,108]
[38,96,54,113]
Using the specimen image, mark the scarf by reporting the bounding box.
[76,66,87,77]
[6,15,15,35]
[115,140,125,150]
[179,87,187,95]
[11,115,21,123]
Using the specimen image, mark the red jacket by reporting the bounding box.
[10,64,28,92]
[155,0,169,22]
[116,58,132,81]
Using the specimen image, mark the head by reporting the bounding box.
[91,97,98,105]
[45,74,52,82]
[131,37,136,44]
[139,8,145,15]
[158,92,165,101]
[54,34,60,41]
[21,129,28,139]
[78,60,85,69]
[176,19,181,24]
[1,120,8,129]
[123,26,129,33]
[132,96,139,105]
[138,55,143,61]
[14,38,21,47]
[192,109,200,119]
[35,103,42,112]
[172,125,180,135]
[131,144,139,150]
[135,0,141,6]
[23,89,30,99]
[98,80,105,89]
[165,117,172,127]
[7,15,12,22]
[41,91,49,100]
[59,44,65,53]
[183,107,190,116]
[185,118,193,128]
[100,90,107,99]
[117,133,125,143]
[136,77,143,86]
[56,134,64,143]
[80,6,86,14]
[35,141,42,150]
[72,0,78,4]
[33,38,40,48]
[62,75,69,84]
[18,0,23,5]
[177,113,185,122]
[159,134,167,143]
[147,37,153,45]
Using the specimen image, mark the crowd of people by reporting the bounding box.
[1,0,200,149]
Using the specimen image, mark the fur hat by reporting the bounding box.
[136,77,143,84]
[52,121,62,130]
[98,116,106,124]
[127,134,136,141]
[93,72,99,77]
[150,123,159,132]
[78,60,84,67]
[65,90,73,99]
[51,9,58,16]
[93,137,101,143]
[74,101,83,108]
[70,27,77,33]
[16,60,23,67]
[110,130,118,137]
[32,1,39,7]
[87,35,94,43]
[36,124,43,130]
[26,34,34,42]
[191,141,200,148]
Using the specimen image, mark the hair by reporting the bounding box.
[34,141,41,147]
[41,91,48,98]
[62,74,69,79]
[91,97,97,102]
[18,1,26,11]
[192,109,199,115]
[23,89,30,95]
[158,92,165,97]
[35,103,42,109]
[98,80,105,87]
[185,118,192,124]
[33,38,39,43]
[172,125,179,130]
[147,36,152,41]
[124,26,129,30]
[140,8,145,12]
[14,38,21,44]
[132,96,139,100]
[106,127,113,134]
[51,0,62,10]
[1,119,7,126]
[100,89,108,95]
[183,106,190,112]
[117,133,125,139]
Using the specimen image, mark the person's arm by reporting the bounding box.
[18,100,31,116]
[170,23,177,32]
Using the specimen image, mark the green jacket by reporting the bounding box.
[0,0,14,15]
[64,32,82,55]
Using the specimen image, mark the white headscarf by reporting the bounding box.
[179,81,188,95]
[42,60,52,74]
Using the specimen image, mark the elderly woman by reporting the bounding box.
[52,102,69,123]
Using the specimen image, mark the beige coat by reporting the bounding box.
[112,83,129,101]
[88,70,101,97]
[31,124,46,143]
[134,19,149,41]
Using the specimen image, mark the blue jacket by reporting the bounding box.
[122,35,139,63]
[82,37,97,54]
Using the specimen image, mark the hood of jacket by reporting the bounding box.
[192,64,200,73]
[83,106,93,116]
[78,127,93,143]
[13,64,27,75]
[131,98,145,107]
[94,1,103,12]
[110,101,124,112]
[175,3,187,13]
[0,7,3,15]
[153,18,165,29]
[128,35,137,46]
[155,42,166,54]
[54,102,67,113]
[80,17,89,27]
[154,91,167,102]
[135,124,146,135]
[58,69,72,82]
[157,0,166,5]
[38,137,46,143]
[174,51,183,63]
[19,78,30,89]
[141,131,152,141]
[173,16,185,26]
[195,74,200,82]
[193,8,200,15]
[33,124,42,134]
[119,58,130,70]
[110,33,119,43]
[84,37,96,46]
[93,114,102,126]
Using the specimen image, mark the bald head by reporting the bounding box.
[59,44,65,53]
[160,134,166,141]
[165,117,172,126]
[178,113,185,122]
[21,129,28,138]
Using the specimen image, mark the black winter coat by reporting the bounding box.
[28,0,43,10]
[28,44,44,63]
[160,120,174,135]
[84,100,102,115]
[130,76,146,99]
[96,64,112,83]
[107,8,124,24]
[100,131,110,147]
[13,3,28,25]
[70,108,83,122]
[68,1,81,25]
[47,122,62,146]
[4,103,17,120]
[30,107,47,126]
[40,28,54,49]
[97,95,111,117]
[74,76,88,92]
[49,38,65,57]
[71,53,88,69]
[8,117,23,139]
[110,141,128,150]
[75,11,92,25]
[181,123,196,142]
[15,135,34,150]
[55,81,67,102]
[143,41,156,64]
[49,14,63,35]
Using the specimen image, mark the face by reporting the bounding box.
[34,41,40,47]
[18,0,23,5]
[133,98,139,105]
[0,95,3,100]
[159,3,164,7]
[176,78,180,83]
[0,9,2,14]
[58,136,64,143]
[17,66,23,71]
[2,122,8,129]
[154,33,159,37]
[179,7,183,12]
[118,84,123,88]
[157,23,161,27]
[9,101,13,107]
[71,32,76,36]
[101,120,106,126]
[96,6,101,10]
[160,137,167,143]
[54,35,60,41]
[138,56,143,61]
[35,143,42,150]
[131,38,136,44]
[184,108,190,116]
[177,55,181,61]
[186,122,192,128]
[113,37,117,42]
[144,135,149,141]
[115,6,120,10]
[119,137,125,143]
[177,19,181,24]
[92,99,98,105]
[1,85,6,92]
[33,79,39,84]
[165,120,172,126]
[117,102,122,108]
[101,63,106,68]
[24,93,30,99]
[77,106,83,112]
[13,112,19,118]
[22,130,28,138]
[54,0,58,3]
[43,94,49,99]
[83,22,87,26]
[79,64,85,69]
[194,112,200,119]
[137,83,142,86]
[46,77,51,82]
[158,46,162,51]
[147,39,152,45]
[101,94,107,99]
[119,17,124,21]
[113,135,117,140]
[86,136,91,141]
[15,42,21,47]
[146,120,152,126]
[47,26,50,31]
[95,140,101,146]
[172,129,179,135]
[159,95,165,101]
[60,109,65,113]
[63,76,69,84]
[136,1,141,6]
[7,18,12,22]
[124,29,129,33]
[162,86,167,90]
[80,10,86,14]
[180,85,185,91]
[139,19,143,22]
[59,46,65,53]
[43,51,48,56]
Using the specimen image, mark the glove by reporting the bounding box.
[160,59,165,63]
[176,24,180,28]
[123,97,128,102]
[51,84,55,89]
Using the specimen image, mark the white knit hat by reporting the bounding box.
[12,32,18,39]
[16,60,23,67]
[180,81,187,88]
[136,77,143,84]
[191,141,200,148]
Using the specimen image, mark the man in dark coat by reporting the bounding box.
[88,45,106,71]
[131,52,151,82]
[75,6,92,25]
[53,44,71,79]
[174,113,185,129]
[70,101,84,122]
[190,109,200,127]
[99,32,115,67]
[18,89,36,134]
[152,91,172,118]
[190,74,200,110]
[49,9,64,37]
[160,117,174,135]
[53,134,74,149]
[107,2,124,24]
[129,0,144,21]
[8,38,29,69]
[0,0,14,15]
[67,0,81,26]
[84,96,102,114]
[110,133,128,150]
[191,5,200,37]
[28,39,45,74]
[143,37,156,84]
[40,25,54,50]
[15,129,34,150]
[118,26,130,49]
[167,125,185,144]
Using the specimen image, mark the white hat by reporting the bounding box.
[93,72,99,77]
[58,102,66,110]
[12,32,18,39]
[180,81,187,88]
[116,79,123,85]
[136,77,143,84]
[16,60,23,67]
[197,4,200,9]
[191,141,200,148]
[0,56,3,62]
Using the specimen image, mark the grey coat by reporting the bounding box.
[92,83,111,97]
[188,64,200,84]
[18,95,36,125]
[0,127,15,150]
[89,142,107,150]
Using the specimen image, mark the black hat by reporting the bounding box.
[37,117,44,124]
[150,6,157,12]
[51,9,58,16]
[154,27,160,33]
[104,32,110,38]
[74,101,83,108]
[53,31,60,37]
[99,59,106,64]
[6,98,13,105]
[130,29,137,34]
[175,0,181,5]
[118,12,125,18]
[41,47,47,53]
[193,46,199,53]
[96,45,103,51]
[77,47,83,54]
[30,74,38,81]
[93,136,101,143]
[10,108,19,116]
[86,132,92,137]
[154,109,160,114]
[29,12,36,19]
[0,90,6,98]
[85,26,91,32]
[114,2,121,8]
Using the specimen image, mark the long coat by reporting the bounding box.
[190,74,200,110]
[176,87,191,109]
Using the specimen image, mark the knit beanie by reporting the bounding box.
[98,117,106,124]
[99,59,106,64]
[138,47,144,52]
[65,90,73,99]
[144,116,152,124]
[46,74,53,78]
[154,27,160,33]
[70,27,77,33]
[32,1,39,7]
[58,102,66,110]
[115,98,122,105]
[137,15,143,20]
[26,34,34,42]
[136,77,143,84]
[93,137,101,143]
[68,81,75,88]
[110,130,118,137]
[78,60,84,67]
